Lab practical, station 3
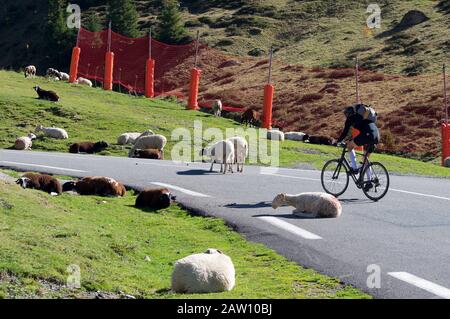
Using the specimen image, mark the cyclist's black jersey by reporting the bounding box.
[337,114,380,144]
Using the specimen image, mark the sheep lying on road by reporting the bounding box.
[24,65,36,78]
[200,140,235,174]
[135,188,175,210]
[212,99,222,117]
[267,129,285,141]
[285,131,306,141]
[69,141,108,154]
[227,136,248,173]
[33,86,59,102]
[14,133,36,150]
[16,173,62,195]
[129,134,167,157]
[35,125,68,139]
[171,248,235,294]
[272,192,342,218]
[133,149,163,159]
[63,176,126,197]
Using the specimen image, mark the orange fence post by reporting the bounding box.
[262,84,274,129]
[352,128,364,152]
[69,47,81,83]
[187,68,201,110]
[145,58,155,98]
[103,51,114,91]
[442,123,450,166]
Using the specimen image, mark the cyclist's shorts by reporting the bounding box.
[354,132,379,153]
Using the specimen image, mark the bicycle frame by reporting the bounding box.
[333,146,372,188]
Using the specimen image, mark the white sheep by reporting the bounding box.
[201,140,235,174]
[75,77,93,87]
[285,131,306,141]
[136,129,155,140]
[171,248,235,294]
[60,72,70,81]
[46,68,61,80]
[35,125,68,139]
[267,129,285,141]
[212,99,222,117]
[128,134,167,157]
[24,65,36,78]
[117,132,142,145]
[226,136,248,173]
[272,192,342,218]
[14,133,36,150]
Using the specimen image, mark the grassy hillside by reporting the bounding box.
[0,70,449,178]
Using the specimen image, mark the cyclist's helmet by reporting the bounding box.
[343,106,355,117]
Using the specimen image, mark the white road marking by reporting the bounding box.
[152,182,211,198]
[261,172,320,182]
[0,161,87,173]
[258,216,322,240]
[388,272,450,299]
[390,188,450,202]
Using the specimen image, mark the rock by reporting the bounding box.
[144,255,151,262]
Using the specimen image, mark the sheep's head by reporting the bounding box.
[204,248,223,255]
[16,177,31,189]
[272,193,287,209]
[35,125,43,133]
[33,86,40,92]
[62,181,77,192]
[28,133,37,140]
[95,141,109,150]
[302,134,310,142]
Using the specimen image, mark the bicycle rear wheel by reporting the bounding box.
[361,162,390,201]
[321,159,350,197]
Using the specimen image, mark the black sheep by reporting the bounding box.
[69,141,109,154]
[33,86,59,102]
[135,188,176,210]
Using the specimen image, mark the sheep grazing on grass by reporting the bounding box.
[133,149,163,160]
[117,130,154,145]
[171,248,235,294]
[129,134,167,157]
[272,192,342,218]
[69,141,109,154]
[33,86,59,102]
[75,77,93,87]
[35,125,68,139]
[303,135,335,146]
[24,65,36,78]
[200,140,235,174]
[227,136,248,173]
[212,99,222,117]
[14,133,36,150]
[267,129,285,141]
[60,72,70,81]
[241,108,258,126]
[285,132,306,141]
[63,176,126,197]
[16,173,62,195]
[46,68,62,80]
[135,188,175,210]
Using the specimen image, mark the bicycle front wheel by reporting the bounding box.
[321,159,349,197]
[361,162,390,201]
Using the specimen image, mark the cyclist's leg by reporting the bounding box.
[346,140,359,171]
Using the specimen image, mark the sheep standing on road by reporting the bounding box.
[14,133,36,150]
[135,187,175,210]
[128,134,167,158]
[212,99,222,117]
[69,141,109,154]
[171,248,235,294]
[227,136,248,173]
[16,173,62,195]
[63,177,126,197]
[35,125,68,139]
[33,86,60,102]
[24,65,36,78]
[200,140,235,174]
[272,192,342,218]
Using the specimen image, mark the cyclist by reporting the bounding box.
[336,105,380,191]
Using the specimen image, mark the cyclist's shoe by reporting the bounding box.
[363,182,374,192]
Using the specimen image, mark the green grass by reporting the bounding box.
[0,70,448,178]
[0,177,369,299]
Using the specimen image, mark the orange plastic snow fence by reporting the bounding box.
[145,58,155,98]
[69,47,81,83]
[442,123,450,166]
[352,128,364,152]
[262,84,274,129]
[103,51,114,91]
[188,68,201,110]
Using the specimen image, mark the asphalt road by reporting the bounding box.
[1,149,450,299]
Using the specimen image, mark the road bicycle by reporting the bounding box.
[321,143,390,201]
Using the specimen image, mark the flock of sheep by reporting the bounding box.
[10,65,345,294]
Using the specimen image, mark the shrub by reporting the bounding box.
[216,39,234,47]
[299,93,324,104]
[328,69,354,79]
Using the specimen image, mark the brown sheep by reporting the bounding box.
[63,176,126,197]
[135,188,176,210]
[133,148,163,160]
[69,141,109,154]
[241,109,258,126]
[304,135,335,146]
[33,86,59,102]
[16,173,62,195]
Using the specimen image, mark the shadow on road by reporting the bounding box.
[253,213,320,220]
[224,201,272,209]
[339,198,375,205]
[176,169,217,176]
